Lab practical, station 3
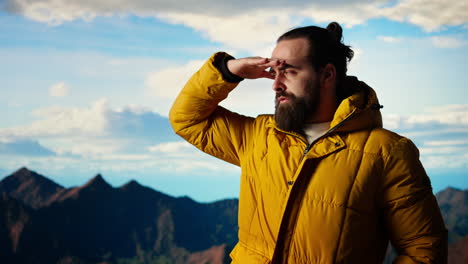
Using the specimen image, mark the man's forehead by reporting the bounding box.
[270,56,308,62]
[272,38,309,54]
[270,56,310,68]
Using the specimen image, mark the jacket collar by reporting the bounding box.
[265,76,383,134]
[329,76,383,133]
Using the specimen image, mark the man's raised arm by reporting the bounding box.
[168,52,278,166]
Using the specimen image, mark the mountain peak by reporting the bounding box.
[15,166,32,174]
[83,174,112,190]
[120,179,142,190]
[54,174,114,202]
[1,167,63,191]
[444,186,462,192]
[0,167,64,208]
[10,167,39,180]
[437,186,467,203]
[92,173,104,182]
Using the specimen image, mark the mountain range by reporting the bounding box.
[0,167,237,264]
[0,167,466,264]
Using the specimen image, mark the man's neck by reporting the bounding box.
[306,98,338,124]
[305,109,336,124]
[303,122,331,143]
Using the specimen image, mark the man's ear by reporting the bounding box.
[320,63,336,85]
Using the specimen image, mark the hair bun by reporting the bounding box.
[326,22,343,42]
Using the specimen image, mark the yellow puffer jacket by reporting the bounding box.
[169,53,447,264]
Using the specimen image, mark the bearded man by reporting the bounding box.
[169,22,447,264]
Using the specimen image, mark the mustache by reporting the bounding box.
[275,92,294,100]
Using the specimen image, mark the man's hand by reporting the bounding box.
[227,57,282,80]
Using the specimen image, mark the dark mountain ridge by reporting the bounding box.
[0,167,238,264]
[0,167,64,208]
[436,186,468,243]
[0,167,466,264]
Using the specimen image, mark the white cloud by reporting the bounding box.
[0,99,176,139]
[147,141,240,172]
[378,36,403,43]
[0,99,180,162]
[0,100,120,158]
[418,141,468,169]
[377,35,467,49]
[381,0,468,32]
[49,81,70,97]
[115,104,153,115]
[7,101,23,107]
[148,141,192,153]
[428,104,468,112]
[157,11,297,54]
[166,159,236,172]
[48,137,124,157]
[3,0,374,25]
[220,78,275,116]
[146,60,204,99]
[4,0,466,52]
[430,36,468,48]
[0,138,56,156]
[421,155,467,169]
[383,104,468,170]
[1,99,110,138]
[420,146,467,155]
[5,0,99,25]
[425,140,468,147]
[299,3,382,28]
[383,104,468,131]
[145,58,275,116]
[1,48,170,85]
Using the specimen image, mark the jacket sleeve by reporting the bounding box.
[169,52,255,166]
[380,138,448,264]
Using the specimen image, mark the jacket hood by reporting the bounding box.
[329,76,383,133]
[267,76,383,134]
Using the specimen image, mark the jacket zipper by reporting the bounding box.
[270,109,358,264]
[276,108,358,162]
[302,109,358,157]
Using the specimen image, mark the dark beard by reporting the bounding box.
[274,92,316,133]
[275,95,307,133]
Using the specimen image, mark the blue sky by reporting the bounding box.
[1,0,467,202]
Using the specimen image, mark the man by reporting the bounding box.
[169,22,447,263]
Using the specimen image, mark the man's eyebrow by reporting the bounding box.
[269,62,300,71]
[279,63,299,70]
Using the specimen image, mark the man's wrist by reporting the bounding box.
[213,53,244,83]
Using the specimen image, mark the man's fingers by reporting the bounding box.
[256,59,281,70]
[249,57,283,69]
[260,59,282,68]
[229,57,285,79]
[259,70,275,79]
[250,57,269,65]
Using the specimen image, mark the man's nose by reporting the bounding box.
[272,76,285,92]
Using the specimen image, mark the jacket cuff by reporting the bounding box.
[213,52,244,83]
